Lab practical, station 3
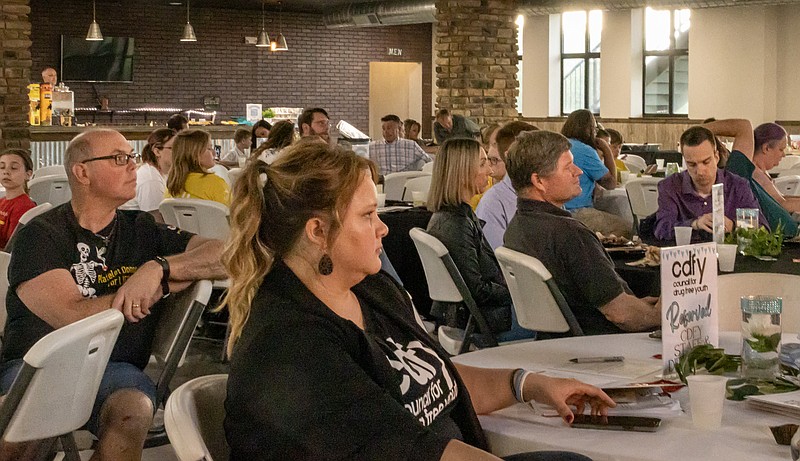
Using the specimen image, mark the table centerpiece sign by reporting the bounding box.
[660,242,719,377]
[712,183,725,244]
[246,104,262,124]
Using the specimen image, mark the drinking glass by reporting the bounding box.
[741,295,782,380]
[735,208,759,254]
[665,162,680,176]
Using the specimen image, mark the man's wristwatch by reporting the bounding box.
[154,256,170,299]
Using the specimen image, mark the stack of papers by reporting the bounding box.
[529,382,684,418]
[747,390,800,417]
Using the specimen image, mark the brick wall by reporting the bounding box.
[1,0,31,150]
[29,0,433,135]
[435,0,518,126]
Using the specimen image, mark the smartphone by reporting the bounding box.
[571,415,661,432]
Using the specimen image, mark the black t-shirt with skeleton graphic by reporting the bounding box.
[1,204,193,369]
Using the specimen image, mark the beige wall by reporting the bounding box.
[369,62,423,139]
[776,6,800,121]
[521,15,551,117]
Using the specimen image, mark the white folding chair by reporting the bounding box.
[409,227,498,355]
[771,156,800,175]
[227,167,244,186]
[0,309,124,461]
[625,177,662,230]
[620,155,647,174]
[383,171,430,202]
[165,374,229,461]
[0,252,11,341]
[402,175,432,202]
[717,273,800,332]
[5,203,53,253]
[31,165,66,179]
[421,161,434,173]
[28,174,71,207]
[495,247,584,336]
[159,198,230,241]
[209,164,231,186]
[774,175,800,196]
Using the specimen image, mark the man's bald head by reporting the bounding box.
[64,129,125,183]
[42,67,57,86]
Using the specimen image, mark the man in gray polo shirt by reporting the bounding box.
[503,130,660,335]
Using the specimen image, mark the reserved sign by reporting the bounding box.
[660,242,719,376]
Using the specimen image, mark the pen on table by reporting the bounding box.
[569,356,624,364]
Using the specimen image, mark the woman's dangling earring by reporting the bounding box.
[318,253,333,276]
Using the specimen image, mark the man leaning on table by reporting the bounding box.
[0,129,226,461]
[653,122,766,241]
[503,130,660,335]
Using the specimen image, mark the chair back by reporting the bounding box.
[421,161,434,173]
[165,374,229,461]
[227,168,244,186]
[0,252,11,335]
[28,174,71,207]
[621,155,647,173]
[772,156,800,175]
[625,177,662,221]
[18,202,53,226]
[774,175,800,196]
[32,165,66,179]
[717,273,800,332]
[409,228,497,353]
[0,309,124,442]
[495,247,584,335]
[151,280,213,408]
[402,175,433,202]
[159,198,230,241]
[208,165,232,186]
[384,172,430,201]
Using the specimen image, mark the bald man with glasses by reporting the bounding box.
[0,129,226,461]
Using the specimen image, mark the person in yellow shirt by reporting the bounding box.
[469,123,503,209]
[166,129,231,206]
[602,128,628,182]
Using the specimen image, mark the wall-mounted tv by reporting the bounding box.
[60,35,135,83]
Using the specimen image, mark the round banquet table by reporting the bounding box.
[452,332,798,461]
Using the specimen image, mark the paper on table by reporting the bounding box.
[746,390,800,418]
[559,358,662,381]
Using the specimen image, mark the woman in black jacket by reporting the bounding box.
[426,138,535,341]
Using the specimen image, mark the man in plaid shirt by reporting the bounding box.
[369,114,431,175]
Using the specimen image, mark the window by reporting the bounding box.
[561,10,602,115]
[643,8,690,115]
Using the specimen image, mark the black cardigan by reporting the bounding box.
[225,260,488,460]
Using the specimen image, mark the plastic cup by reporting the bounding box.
[674,226,692,246]
[238,156,247,168]
[717,243,737,272]
[619,171,631,184]
[376,193,386,208]
[411,191,425,207]
[656,159,665,169]
[686,375,727,429]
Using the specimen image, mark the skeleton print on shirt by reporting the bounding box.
[70,242,109,298]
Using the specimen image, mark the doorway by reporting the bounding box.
[369,62,423,140]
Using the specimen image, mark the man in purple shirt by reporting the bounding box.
[654,125,765,240]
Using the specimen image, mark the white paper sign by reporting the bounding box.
[712,183,725,244]
[246,104,262,124]
[660,242,719,376]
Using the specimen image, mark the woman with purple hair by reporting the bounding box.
[751,122,800,214]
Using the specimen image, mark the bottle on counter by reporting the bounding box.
[40,83,52,126]
[27,83,40,126]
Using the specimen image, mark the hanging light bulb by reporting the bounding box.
[272,1,288,51]
[256,1,270,47]
[180,0,197,42]
[86,0,103,41]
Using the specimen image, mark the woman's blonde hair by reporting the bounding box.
[166,129,211,197]
[427,137,482,212]
[220,141,377,357]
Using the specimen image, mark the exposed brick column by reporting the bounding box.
[0,0,31,150]
[435,0,519,126]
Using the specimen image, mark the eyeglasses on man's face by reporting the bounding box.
[81,152,140,166]
[487,156,503,166]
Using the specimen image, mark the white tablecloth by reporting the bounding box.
[452,333,796,461]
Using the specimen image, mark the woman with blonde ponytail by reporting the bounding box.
[223,143,613,461]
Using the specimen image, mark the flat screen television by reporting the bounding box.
[60,35,135,82]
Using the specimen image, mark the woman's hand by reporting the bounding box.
[523,374,616,424]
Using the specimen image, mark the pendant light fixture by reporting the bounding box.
[256,0,270,48]
[85,0,103,41]
[180,0,197,42]
[273,1,288,51]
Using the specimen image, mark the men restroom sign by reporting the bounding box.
[388,48,403,56]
